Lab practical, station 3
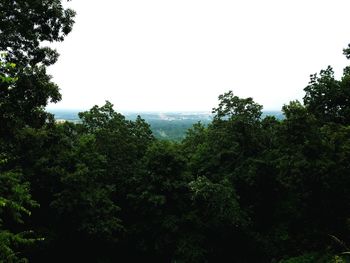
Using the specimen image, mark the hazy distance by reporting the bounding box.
[47,0,350,112]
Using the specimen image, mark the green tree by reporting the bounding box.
[51,133,124,261]
[0,0,75,67]
[182,92,270,261]
[39,102,155,261]
[0,166,38,263]
[0,60,38,263]
[0,1,75,261]
[303,66,350,125]
[127,140,195,261]
[0,0,75,138]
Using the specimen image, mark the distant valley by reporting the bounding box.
[49,109,284,141]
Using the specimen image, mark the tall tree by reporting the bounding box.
[0,0,75,138]
[0,57,38,263]
[303,53,350,125]
[0,1,75,261]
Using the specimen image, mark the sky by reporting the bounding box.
[47,0,350,112]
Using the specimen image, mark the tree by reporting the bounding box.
[0,0,75,138]
[0,167,38,263]
[0,59,38,263]
[212,91,263,122]
[127,140,194,261]
[206,91,264,180]
[78,101,154,188]
[0,1,75,261]
[38,102,155,261]
[0,0,75,67]
[303,48,350,125]
[51,133,124,262]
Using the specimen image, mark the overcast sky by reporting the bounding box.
[47,0,350,112]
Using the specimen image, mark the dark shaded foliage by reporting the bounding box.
[2,1,350,261]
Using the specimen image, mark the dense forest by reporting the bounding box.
[2,1,350,262]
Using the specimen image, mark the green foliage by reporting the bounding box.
[0,58,39,263]
[52,134,124,241]
[189,176,244,228]
[0,0,75,67]
[149,119,205,141]
[278,252,330,263]
[0,0,75,140]
[0,1,75,261]
[0,53,18,83]
[4,3,350,261]
[212,90,263,121]
[0,162,38,262]
[303,66,350,125]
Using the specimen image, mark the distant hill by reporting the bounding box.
[48,109,284,141]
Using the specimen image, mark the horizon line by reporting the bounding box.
[46,108,283,113]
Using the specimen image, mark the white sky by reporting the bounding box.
[47,0,350,112]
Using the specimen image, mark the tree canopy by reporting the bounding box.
[2,1,350,262]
